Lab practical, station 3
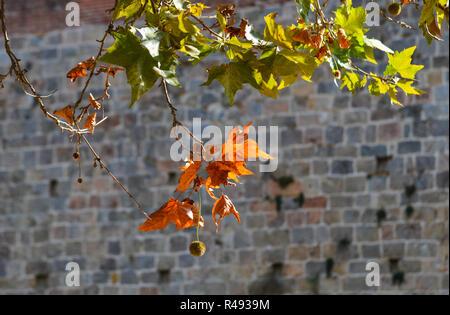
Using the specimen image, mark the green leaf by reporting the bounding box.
[384,46,424,80]
[264,13,293,50]
[99,28,159,107]
[137,27,165,58]
[277,50,317,81]
[295,0,312,22]
[113,0,146,22]
[340,72,363,94]
[397,80,424,95]
[202,60,259,104]
[334,6,366,36]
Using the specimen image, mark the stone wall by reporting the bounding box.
[0,0,449,294]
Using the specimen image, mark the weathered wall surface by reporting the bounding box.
[0,1,448,294]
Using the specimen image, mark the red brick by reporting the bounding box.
[303,196,327,208]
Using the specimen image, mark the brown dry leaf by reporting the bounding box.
[225,26,241,38]
[212,194,240,231]
[337,28,352,49]
[206,161,232,187]
[137,198,204,231]
[239,18,249,38]
[175,160,202,192]
[66,56,96,82]
[53,105,74,125]
[310,28,325,49]
[83,112,97,132]
[82,56,96,71]
[108,67,124,77]
[293,28,311,44]
[66,65,87,82]
[218,4,235,18]
[315,45,330,61]
[428,18,442,37]
[89,93,102,110]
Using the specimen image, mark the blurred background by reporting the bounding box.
[0,0,448,294]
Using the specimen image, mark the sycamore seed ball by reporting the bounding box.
[73,152,80,160]
[189,241,206,257]
[388,2,401,16]
[77,177,83,184]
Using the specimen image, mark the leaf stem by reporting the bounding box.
[197,189,202,242]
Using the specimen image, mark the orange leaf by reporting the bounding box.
[205,177,219,199]
[337,28,352,49]
[293,28,311,44]
[66,57,95,82]
[81,56,96,71]
[206,161,232,187]
[83,112,96,132]
[212,194,240,231]
[310,28,325,49]
[239,19,249,38]
[53,105,74,125]
[176,160,202,192]
[138,198,203,232]
[315,45,330,61]
[401,0,412,5]
[66,65,87,82]
[89,93,102,110]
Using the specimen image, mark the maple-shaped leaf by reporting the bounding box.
[334,5,366,37]
[83,112,96,133]
[221,122,274,162]
[54,105,74,125]
[89,93,101,110]
[99,28,159,107]
[212,194,240,231]
[384,46,424,80]
[201,59,259,104]
[264,13,293,50]
[176,160,202,192]
[138,198,204,232]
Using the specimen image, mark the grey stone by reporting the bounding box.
[332,160,353,174]
[398,141,422,154]
[121,270,139,284]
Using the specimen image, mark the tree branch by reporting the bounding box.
[1,0,150,220]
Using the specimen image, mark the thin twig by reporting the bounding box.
[380,9,416,31]
[1,0,150,220]
[191,15,225,40]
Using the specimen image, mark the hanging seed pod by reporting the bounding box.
[189,241,206,257]
[388,2,401,16]
[77,177,83,184]
[73,152,80,160]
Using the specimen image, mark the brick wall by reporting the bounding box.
[0,0,449,294]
